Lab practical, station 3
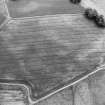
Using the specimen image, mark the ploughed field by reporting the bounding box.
[0,13,105,102]
[1,0,105,104]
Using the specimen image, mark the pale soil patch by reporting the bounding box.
[17,1,52,13]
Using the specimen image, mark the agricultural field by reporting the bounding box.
[0,0,105,105]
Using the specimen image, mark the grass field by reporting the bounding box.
[6,0,84,18]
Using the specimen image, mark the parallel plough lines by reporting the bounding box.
[0,13,104,105]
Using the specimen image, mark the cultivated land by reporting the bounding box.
[0,0,105,105]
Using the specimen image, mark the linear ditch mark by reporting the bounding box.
[0,0,12,30]
[3,0,11,18]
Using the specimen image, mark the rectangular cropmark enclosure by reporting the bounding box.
[0,13,105,104]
